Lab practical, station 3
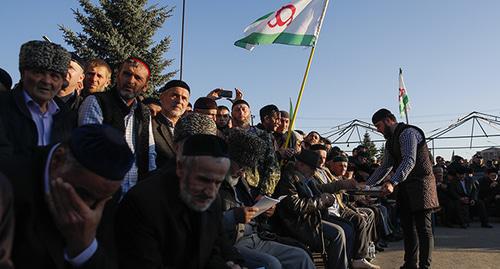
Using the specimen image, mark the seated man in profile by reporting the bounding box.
[115,134,244,269]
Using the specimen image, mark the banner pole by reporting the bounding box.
[283,0,331,149]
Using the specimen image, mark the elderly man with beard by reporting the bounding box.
[366,109,439,269]
[78,58,157,194]
[152,80,190,168]
[219,129,315,269]
[115,134,244,269]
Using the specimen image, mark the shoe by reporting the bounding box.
[481,223,493,228]
[352,258,381,269]
[377,240,388,248]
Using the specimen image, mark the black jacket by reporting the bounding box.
[273,162,337,251]
[0,85,75,160]
[151,114,176,168]
[115,168,243,269]
[0,147,117,269]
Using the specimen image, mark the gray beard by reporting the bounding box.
[179,176,214,212]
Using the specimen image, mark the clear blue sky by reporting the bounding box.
[2,0,500,160]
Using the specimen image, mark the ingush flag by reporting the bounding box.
[398,68,410,118]
[235,0,327,51]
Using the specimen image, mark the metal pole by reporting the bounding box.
[180,0,186,80]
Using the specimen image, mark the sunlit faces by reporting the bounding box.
[327,161,348,177]
[22,69,65,107]
[216,107,231,128]
[84,65,111,93]
[60,60,84,97]
[231,103,251,126]
[305,132,321,145]
[116,62,149,100]
[277,117,290,134]
[177,156,230,212]
[160,87,190,118]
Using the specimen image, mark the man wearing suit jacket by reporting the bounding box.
[447,166,492,228]
[153,80,191,168]
[115,134,244,269]
[0,124,134,269]
[0,40,75,160]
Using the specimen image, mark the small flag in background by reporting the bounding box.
[235,0,327,51]
[289,97,294,121]
[398,68,410,118]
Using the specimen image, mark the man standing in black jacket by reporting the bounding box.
[367,109,439,269]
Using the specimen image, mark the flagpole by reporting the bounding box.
[405,106,409,124]
[180,0,186,80]
[283,0,330,150]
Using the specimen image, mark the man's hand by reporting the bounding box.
[235,88,243,100]
[460,197,470,204]
[263,205,276,217]
[146,103,162,117]
[46,177,110,257]
[207,88,223,100]
[226,261,244,269]
[233,206,258,224]
[381,181,394,196]
[495,194,500,200]
[490,181,498,188]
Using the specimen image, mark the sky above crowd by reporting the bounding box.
[2,0,500,160]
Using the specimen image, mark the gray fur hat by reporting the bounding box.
[226,128,265,168]
[174,113,217,142]
[19,40,71,75]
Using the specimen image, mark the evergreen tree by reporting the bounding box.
[377,143,385,161]
[59,0,176,95]
[362,132,378,160]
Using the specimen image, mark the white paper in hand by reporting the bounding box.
[253,195,287,218]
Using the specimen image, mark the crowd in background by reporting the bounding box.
[0,40,498,269]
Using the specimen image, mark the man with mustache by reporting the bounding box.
[152,79,191,168]
[366,108,439,269]
[115,134,244,269]
[78,58,157,194]
[0,40,75,159]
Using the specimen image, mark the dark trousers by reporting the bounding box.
[340,208,371,259]
[399,193,434,269]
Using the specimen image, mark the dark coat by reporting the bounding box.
[115,168,242,269]
[0,172,14,269]
[387,123,439,212]
[0,147,117,269]
[448,177,479,201]
[151,114,176,168]
[478,177,500,205]
[273,162,336,251]
[0,85,75,159]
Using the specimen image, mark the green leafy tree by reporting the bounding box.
[59,0,176,95]
[362,132,378,160]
